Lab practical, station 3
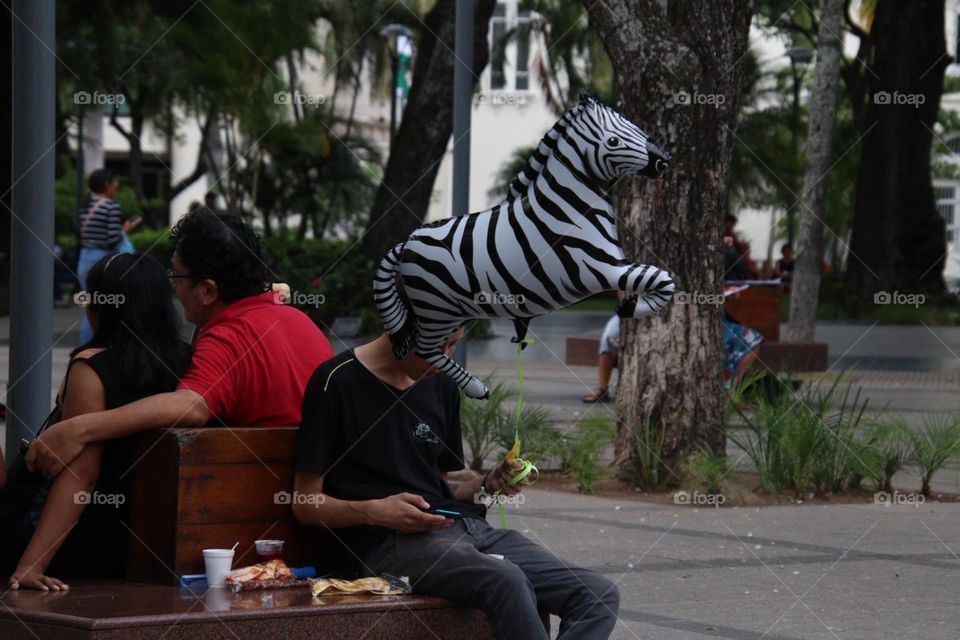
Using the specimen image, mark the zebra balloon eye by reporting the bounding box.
[607,137,621,147]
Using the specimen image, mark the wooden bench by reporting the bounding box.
[0,427,550,638]
[0,580,493,639]
[125,427,334,583]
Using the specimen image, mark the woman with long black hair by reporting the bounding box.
[0,252,190,590]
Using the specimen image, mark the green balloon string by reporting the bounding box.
[499,338,538,528]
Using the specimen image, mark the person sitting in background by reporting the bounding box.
[1,253,191,590]
[25,209,336,478]
[776,243,795,283]
[583,314,620,403]
[77,169,141,343]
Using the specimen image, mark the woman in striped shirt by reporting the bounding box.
[77,169,140,343]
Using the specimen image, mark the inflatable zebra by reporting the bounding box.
[374,93,676,399]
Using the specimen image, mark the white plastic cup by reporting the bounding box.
[203,549,235,588]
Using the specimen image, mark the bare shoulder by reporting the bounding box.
[72,347,107,361]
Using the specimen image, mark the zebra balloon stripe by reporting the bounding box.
[374,93,677,399]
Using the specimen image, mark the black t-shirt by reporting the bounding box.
[296,350,486,560]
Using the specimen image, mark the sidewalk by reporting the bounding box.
[517,488,959,640]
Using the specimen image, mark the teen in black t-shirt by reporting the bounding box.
[293,328,620,640]
[297,348,486,559]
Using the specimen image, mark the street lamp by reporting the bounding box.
[379,23,414,152]
[785,46,813,248]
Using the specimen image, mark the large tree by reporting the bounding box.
[584,0,753,471]
[360,0,497,264]
[844,0,950,294]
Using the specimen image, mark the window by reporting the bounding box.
[516,9,531,91]
[935,183,958,244]
[490,3,507,90]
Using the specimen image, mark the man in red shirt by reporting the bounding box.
[27,210,334,477]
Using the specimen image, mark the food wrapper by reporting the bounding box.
[309,574,411,597]
[225,559,294,585]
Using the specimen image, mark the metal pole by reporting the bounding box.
[8,0,55,463]
[389,53,398,151]
[452,0,473,367]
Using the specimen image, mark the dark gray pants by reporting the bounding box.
[365,517,619,640]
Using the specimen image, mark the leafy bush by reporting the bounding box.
[904,415,960,496]
[728,377,874,496]
[679,448,746,504]
[623,414,670,491]
[460,378,558,472]
[562,417,616,494]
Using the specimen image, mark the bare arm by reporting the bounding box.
[291,473,452,534]
[10,358,106,590]
[27,389,209,477]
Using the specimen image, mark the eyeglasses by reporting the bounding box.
[166,268,190,286]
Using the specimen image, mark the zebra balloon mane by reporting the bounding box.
[374,93,676,399]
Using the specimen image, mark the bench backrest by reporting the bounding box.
[127,427,344,585]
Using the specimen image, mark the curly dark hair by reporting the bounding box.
[170,209,270,303]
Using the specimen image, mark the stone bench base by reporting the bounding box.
[0,580,494,640]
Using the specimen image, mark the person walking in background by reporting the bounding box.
[77,169,141,344]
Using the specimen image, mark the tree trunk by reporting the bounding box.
[584,0,753,474]
[846,0,949,295]
[787,0,844,342]
[360,0,496,263]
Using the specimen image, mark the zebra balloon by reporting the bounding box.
[374,93,676,399]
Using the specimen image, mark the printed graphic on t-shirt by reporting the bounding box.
[411,422,440,444]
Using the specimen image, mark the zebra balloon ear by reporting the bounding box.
[578,91,597,108]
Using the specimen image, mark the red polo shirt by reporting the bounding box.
[178,292,335,426]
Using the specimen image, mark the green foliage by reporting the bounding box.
[679,448,747,505]
[461,380,514,472]
[489,145,537,200]
[623,414,670,491]
[728,376,874,496]
[858,416,910,493]
[459,378,559,472]
[259,236,379,333]
[811,278,960,325]
[903,415,960,496]
[560,417,616,494]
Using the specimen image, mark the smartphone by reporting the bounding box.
[423,507,462,518]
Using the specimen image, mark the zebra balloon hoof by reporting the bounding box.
[373,92,677,399]
[464,378,490,400]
